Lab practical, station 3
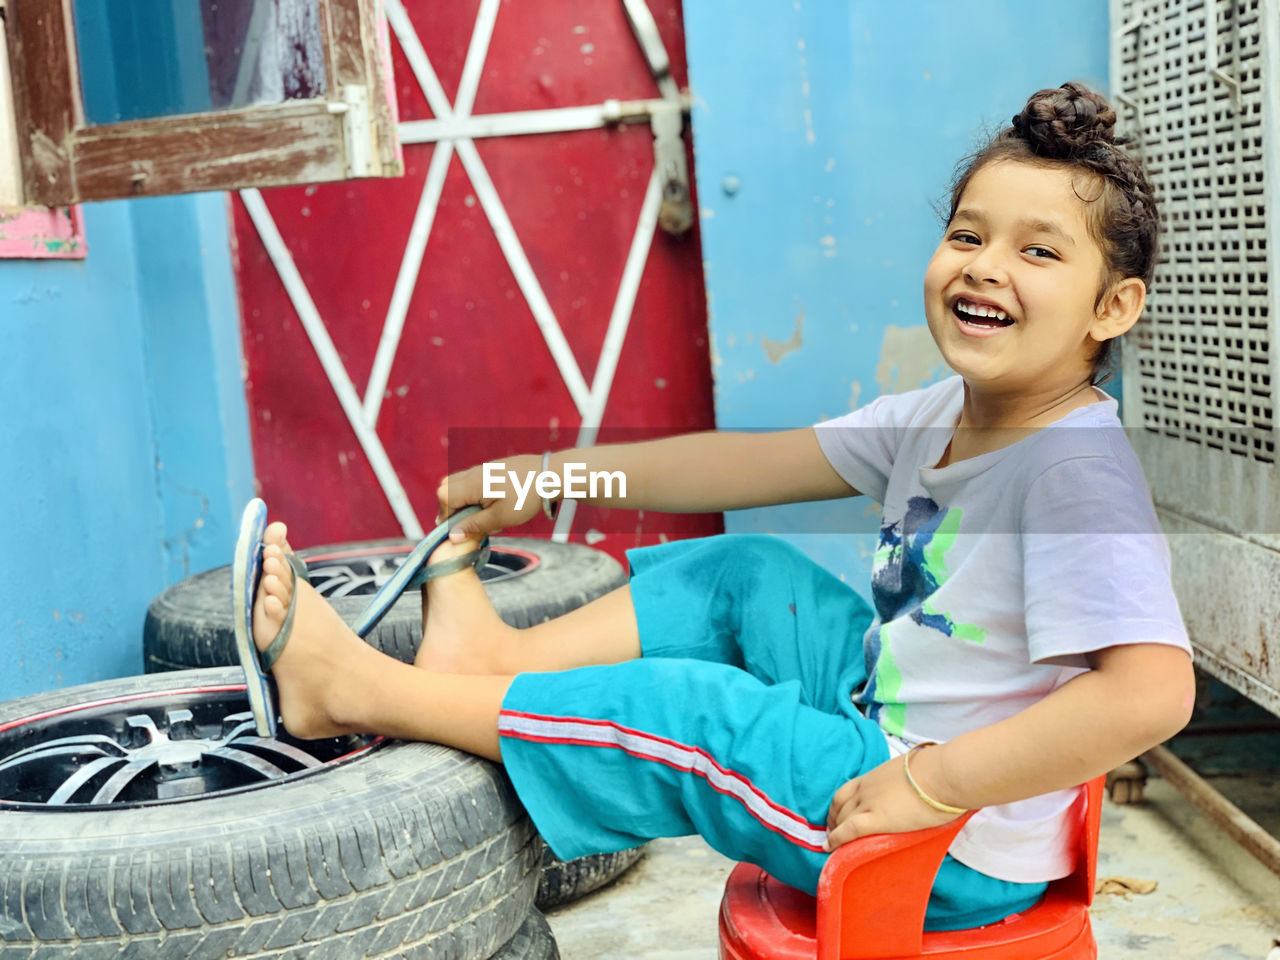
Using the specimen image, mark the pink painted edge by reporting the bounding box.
[0,205,88,259]
[377,1,404,167]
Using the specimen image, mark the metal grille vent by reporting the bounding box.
[1114,0,1275,465]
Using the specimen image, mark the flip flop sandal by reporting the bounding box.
[232,500,489,737]
[232,498,302,737]
[351,504,489,639]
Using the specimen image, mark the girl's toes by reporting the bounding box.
[263,573,290,604]
[265,521,289,549]
[253,586,286,647]
[263,551,294,590]
[264,593,285,620]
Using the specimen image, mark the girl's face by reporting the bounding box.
[923,160,1111,395]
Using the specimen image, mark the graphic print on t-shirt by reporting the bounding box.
[861,496,986,734]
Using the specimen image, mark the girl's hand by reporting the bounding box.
[825,747,963,851]
[436,454,545,540]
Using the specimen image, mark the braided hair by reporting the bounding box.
[946,82,1161,383]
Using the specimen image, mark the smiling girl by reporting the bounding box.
[238,82,1193,932]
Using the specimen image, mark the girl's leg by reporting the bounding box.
[416,534,874,719]
[256,523,1041,929]
[255,523,877,894]
[414,571,642,675]
[497,656,888,897]
[624,535,874,715]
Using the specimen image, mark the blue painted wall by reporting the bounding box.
[1,195,253,700]
[684,1,1111,596]
[2,0,254,702]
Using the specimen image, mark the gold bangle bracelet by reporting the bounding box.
[902,742,968,816]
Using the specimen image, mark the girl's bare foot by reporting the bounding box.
[252,522,384,739]
[414,533,521,674]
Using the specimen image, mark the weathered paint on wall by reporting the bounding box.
[875,324,948,397]
[130,194,255,585]
[684,0,1110,592]
[0,207,87,259]
[1,194,253,701]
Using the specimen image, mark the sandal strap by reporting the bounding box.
[407,538,491,589]
[351,504,483,640]
[259,553,309,672]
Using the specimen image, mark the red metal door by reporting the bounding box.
[230,0,719,563]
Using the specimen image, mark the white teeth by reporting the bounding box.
[956,300,1009,322]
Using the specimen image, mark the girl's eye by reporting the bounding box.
[950,232,979,245]
[1026,246,1059,260]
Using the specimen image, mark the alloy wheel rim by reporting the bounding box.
[0,684,381,809]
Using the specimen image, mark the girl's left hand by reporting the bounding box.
[824,748,964,851]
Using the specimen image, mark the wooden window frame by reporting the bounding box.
[4,0,401,205]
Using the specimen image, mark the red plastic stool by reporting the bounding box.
[719,776,1104,960]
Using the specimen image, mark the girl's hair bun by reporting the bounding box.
[1011,81,1117,159]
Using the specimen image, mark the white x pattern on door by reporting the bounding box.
[242,0,679,541]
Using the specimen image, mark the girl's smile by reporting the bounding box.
[952,294,1015,336]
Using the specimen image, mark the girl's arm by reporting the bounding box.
[825,642,1194,846]
[439,428,858,538]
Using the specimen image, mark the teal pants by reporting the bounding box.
[498,534,1046,931]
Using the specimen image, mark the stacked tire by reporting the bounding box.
[0,670,552,959]
[142,537,627,672]
[11,535,646,958]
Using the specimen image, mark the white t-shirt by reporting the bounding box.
[813,376,1189,883]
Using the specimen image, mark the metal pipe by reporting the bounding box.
[1177,720,1280,738]
[1142,744,1280,876]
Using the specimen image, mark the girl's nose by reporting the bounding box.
[963,247,1008,285]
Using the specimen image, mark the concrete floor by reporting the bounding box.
[544,771,1280,960]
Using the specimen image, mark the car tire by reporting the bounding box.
[0,668,539,959]
[535,843,645,910]
[143,537,627,671]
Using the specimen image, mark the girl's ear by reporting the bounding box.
[1091,276,1146,343]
